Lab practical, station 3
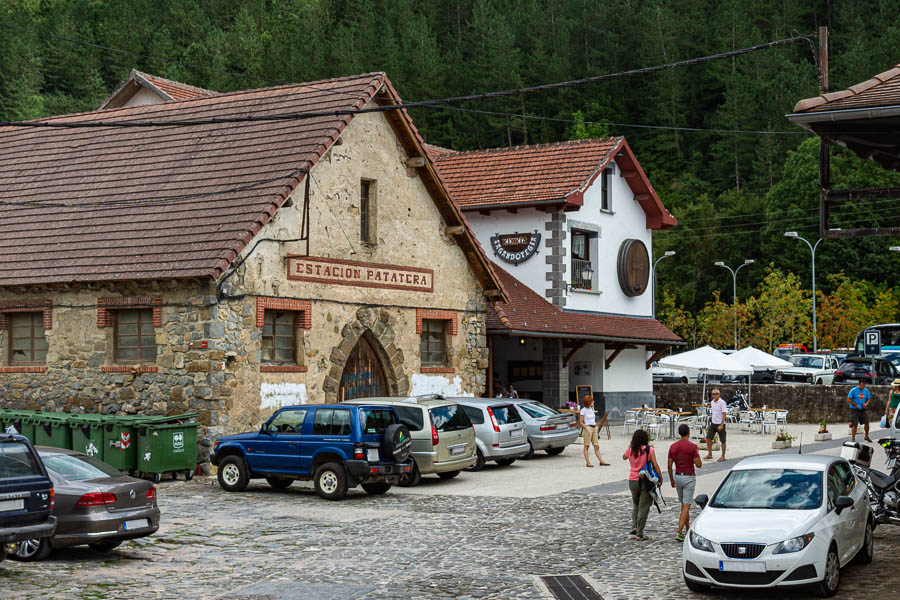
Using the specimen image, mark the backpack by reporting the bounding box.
[638,446,660,489]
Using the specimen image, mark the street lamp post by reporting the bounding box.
[785,231,826,353]
[714,259,755,350]
[652,250,675,317]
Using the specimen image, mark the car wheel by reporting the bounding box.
[313,462,348,500]
[12,538,51,562]
[816,378,824,385]
[815,544,840,597]
[437,470,460,480]
[381,423,413,463]
[89,540,122,552]
[545,447,565,456]
[361,482,391,495]
[683,574,708,593]
[521,441,535,460]
[681,377,689,384]
[466,449,486,472]
[265,476,293,490]
[398,461,422,487]
[855,520,874,564]
[217,455,250,492]
[496,458,516,466]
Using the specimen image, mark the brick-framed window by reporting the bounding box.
[0,301,51,373]
[256,298,311,373]
[97,297,161,371]
[416,309,457,373]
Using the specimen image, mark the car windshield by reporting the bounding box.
[359,408,397,435]
[842,361,869,371]
[42,453,120,481]
[790,356,823,369]
[430,405,472,432]
[710,468,822,510]
[517,402,558,418]
[0,442,42,479]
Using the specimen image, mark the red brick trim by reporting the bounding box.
[415,309,458,335]
[260,365,309,373]
[100,365,159,373]
[0,366,46,373]
[98,297,162,328]
[419,367,456,374]
[0,300,52,330]
[255,298,312,328]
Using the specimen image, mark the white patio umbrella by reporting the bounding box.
[730,346,793,406]
[658,345,753,405]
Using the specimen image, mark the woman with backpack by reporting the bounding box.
[623,429,662,541]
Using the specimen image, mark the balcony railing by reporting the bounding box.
[571,258,593,290]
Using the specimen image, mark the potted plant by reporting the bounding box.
[815,419,832,441]
[772,429,794,449]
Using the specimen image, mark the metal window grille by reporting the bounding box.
[262,310,297,364]
[115,309,157,363]
[420,319,446,365]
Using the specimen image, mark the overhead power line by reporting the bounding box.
[0,35,817,130]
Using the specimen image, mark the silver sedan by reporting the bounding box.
[510,400,578,459]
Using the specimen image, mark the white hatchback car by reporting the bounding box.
[683,454,873,597]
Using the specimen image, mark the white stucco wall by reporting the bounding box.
[565,167,653,316]
[602,347,652,393]
[122,87,166,107]
[567,343,604,397]
[466,208,550,293]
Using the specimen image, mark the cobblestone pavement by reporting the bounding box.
[2,476,898,600]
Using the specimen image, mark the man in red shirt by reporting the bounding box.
[668,423,703,542]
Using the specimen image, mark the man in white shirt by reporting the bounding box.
[704,389,728,462]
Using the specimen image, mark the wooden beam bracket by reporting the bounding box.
[444,225,465,236]
[645,349,667,370]
[405,156,426,168]
[605,346,624,370]
[563,341,587,366]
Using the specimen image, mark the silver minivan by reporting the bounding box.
[452,398,529,470]
[344,397,476,486]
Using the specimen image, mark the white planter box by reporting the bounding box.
[815,433,832,441]
[772,440,792,449]
[699,441,720,451]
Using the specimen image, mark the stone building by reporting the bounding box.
[430,139,684,417]
[0,72,505,447]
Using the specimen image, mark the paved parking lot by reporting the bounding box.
[3,424,898,599]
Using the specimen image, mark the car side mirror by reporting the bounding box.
[834,495,854,515]
[695,494,709,509]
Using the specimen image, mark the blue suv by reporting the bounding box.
[210,404,412,500]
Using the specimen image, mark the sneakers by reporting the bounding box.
[675,532,685,542]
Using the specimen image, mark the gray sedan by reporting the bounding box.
[12,447,160,561]
[510,400,578,459]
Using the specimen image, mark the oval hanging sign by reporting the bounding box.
[490,231,541,265]
[617,239,649,297]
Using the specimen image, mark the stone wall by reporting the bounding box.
[654,383,888,425]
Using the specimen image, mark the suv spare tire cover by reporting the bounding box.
[382,424,412,463]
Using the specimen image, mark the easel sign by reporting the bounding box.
[575,385,593,405]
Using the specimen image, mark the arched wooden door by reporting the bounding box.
[339,335,388,401]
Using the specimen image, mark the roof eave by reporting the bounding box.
[787,104,900,126]
[491,327,685,346]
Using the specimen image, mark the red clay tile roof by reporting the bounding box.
[793,64,900,113]
[0,72,505,298]
[431,138,676,230]
[487,264,682,345]
[97,70,216,110]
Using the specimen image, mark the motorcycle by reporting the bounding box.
[727,389,750,411]
[851,438,900,527]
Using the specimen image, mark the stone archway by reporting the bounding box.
[322,307,409,403]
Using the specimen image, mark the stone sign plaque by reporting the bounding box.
[286,256,433,293]
[490,231,541,265]
[616,239,649,297]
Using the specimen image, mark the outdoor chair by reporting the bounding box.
[761,411,778,435]
[775,410,789,428]
[738,410,757,432]
[622,410,638,434]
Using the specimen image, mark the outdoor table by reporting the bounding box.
[746,408,780,434]
[661,411,692,438]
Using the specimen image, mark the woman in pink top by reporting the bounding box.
[622,429,662,540]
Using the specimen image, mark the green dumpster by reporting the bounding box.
[137,420,199,482]
[69,414,106,461]
[33,413,72,449]
[10,411,37,442]
[102,416,141,473]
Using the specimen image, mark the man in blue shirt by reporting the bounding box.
[847,380,873,443]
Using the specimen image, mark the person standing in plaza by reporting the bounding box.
[623,429,661,540]
[703,389,727,462]
[579,396,609,467]
[886,379,900,428]
[507,384,519,398]
[848,379,873,442]
[668,423,702,542]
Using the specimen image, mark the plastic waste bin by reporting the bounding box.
[10,411,37,442]
[33,413,72,449]
[102,415,142,472]
[69,414,106,461]
[137,420,199,482]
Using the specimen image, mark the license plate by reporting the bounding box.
[367,448,380,462]
[0,499,23,512]
[719,560,765,573]
[123,519,149,531]
[556,424,568,430]
[510,429,523,437]
[450,446,465,455]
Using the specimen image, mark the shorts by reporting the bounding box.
[850,410,867,426]
[706,422,726,443]
[674,474,696,505]
[582,425,598,445]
